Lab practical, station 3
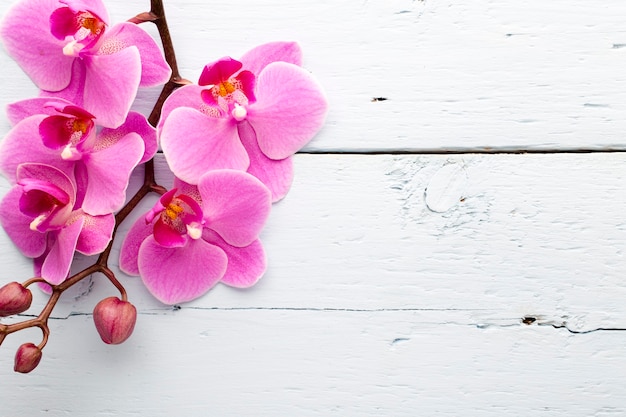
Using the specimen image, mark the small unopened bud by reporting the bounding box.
[0,282,33,317]
[14,343,42,373]
[93,297,137,344]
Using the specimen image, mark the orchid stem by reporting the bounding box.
[100,267,128,301]
[0,0,182,354]
[147,0,186,127]
[150,0,181,82]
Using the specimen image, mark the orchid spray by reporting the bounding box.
[0,0,327,373]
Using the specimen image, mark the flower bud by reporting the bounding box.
[14,342,42,373]
[93,297,137,344]
[0,282,33,317]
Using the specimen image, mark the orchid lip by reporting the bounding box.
[146,189,176,224]
[148,190,205,246]
[51,7,107,56]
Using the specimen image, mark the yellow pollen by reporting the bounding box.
[72,119,89,134]
[81,17,101,34]
[217,81,236,97]
[165,203,184,220]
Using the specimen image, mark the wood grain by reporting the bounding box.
[1,0,626,415]
[2,0,626,151]
[2,153,626,415]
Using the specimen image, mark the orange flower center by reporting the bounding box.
[165,202,184,221]
[217,81,237,97]
[72,119,89,134]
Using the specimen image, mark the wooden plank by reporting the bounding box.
[1,153,625,333]
[1,309,625,416]
[1,138,625,415]
[2,0,626,151]
[1,0,626,414]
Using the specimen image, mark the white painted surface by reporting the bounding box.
[1,0,626,416]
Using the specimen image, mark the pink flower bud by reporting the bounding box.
[93,297,137,344]
[14,342,42,373]
[0,282,33,317]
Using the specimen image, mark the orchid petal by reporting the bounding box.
[238,121,294,202]
[18,179,70,232]
[39,115,76,149]
[199,57,242,86]
[100,112,157,163]
[16,164,75,232]
[82,47,141,128]
[49,6,80,39]
[204,230,266,288]
[138,236,227,304]
[61,0,109,25]
[99,22,170,86]
[160,107,249,184]
[239,41,302,76]
[78,132,144,215]
[149,189,176,223]
[0,116,75,183]
[248,62,327,160]
[33,254,53,293]
[73,162,88,209]
[18,178,70,211]
[0,187,47,257]
[75,212,114,255]
[41,60,87,106]
[199,170,271,247]
[177,194,204,224]
[119,215,155,276]
[172,178,201,200]
[59,104,95,120]
[153,216,187,248]
[40,217,84,284]
[6,97,75,125]
[16,163,76,207]
[236,70,256,103]
[157,84,207,132]
[0,0,74,91]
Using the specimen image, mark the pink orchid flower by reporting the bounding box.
[158,42,327,202]
[0,0,171,128]
[0,163,114,284]
[119,170,271,304]
[0,98,156,216]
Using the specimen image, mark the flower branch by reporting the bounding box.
[0,0,180,372]
[0,0,327,373]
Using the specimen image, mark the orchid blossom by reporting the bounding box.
[0,163,114,284]
[0,98,156,216]
[158,42,327,202]
[119,170,271,304]
[0,0,171,128]
[0,0,332,374]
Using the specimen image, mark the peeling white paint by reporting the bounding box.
[424,162,468,213]
[1,0,626,415]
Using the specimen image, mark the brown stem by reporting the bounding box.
[150,0,181,82]
[146,0,188,127]
[100,267,128,301]
[22,277,48,288]
[0,0,184,355]
[37,323,50,350]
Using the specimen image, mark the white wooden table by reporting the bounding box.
[1,0,626,415]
